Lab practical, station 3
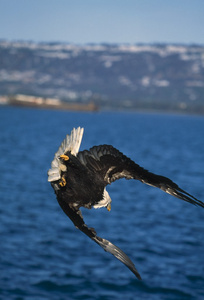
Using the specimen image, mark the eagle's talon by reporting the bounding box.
[59,177,66,187]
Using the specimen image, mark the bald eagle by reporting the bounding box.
[48,127,203,280]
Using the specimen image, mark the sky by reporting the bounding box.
[0,0,204,45]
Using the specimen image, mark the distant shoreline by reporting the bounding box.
[0,95,98,112]
[1,97,204,116]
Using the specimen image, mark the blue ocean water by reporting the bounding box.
[0,106,204,300]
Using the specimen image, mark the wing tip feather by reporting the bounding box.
[94,236,142,280]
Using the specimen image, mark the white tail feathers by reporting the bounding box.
[56,127,84,157]
[48,127,84,182]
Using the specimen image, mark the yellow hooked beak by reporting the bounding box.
[60,154,69,161]
[107,203,111,212]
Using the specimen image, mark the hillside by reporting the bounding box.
[0,40,204,113]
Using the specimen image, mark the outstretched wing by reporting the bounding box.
[78,145,204,208]
[57,198,142,280]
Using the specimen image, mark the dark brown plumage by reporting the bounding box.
[48,127,203,280]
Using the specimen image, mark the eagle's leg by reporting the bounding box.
[58,154,69,187]
[59,176,66,187]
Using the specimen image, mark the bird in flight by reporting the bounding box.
[48,127,203,280]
